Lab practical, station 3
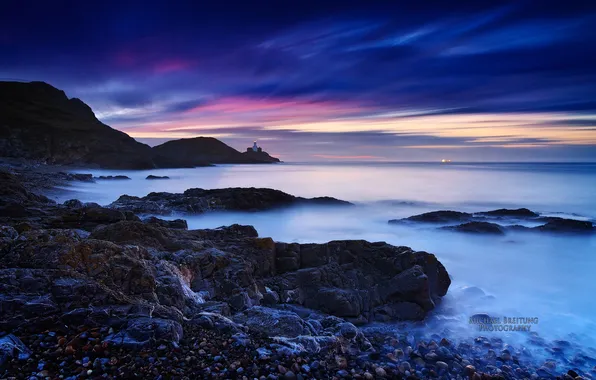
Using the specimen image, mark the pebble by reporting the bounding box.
[375,367,387,377]
[436,361,448,370]
[465,364,476,375]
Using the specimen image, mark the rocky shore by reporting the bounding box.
[390,209,596,235]
[1,165,594,379]
[109,188,352,215]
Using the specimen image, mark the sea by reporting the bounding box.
[54,162,596,365]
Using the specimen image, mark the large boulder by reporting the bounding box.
[266,240,450,321]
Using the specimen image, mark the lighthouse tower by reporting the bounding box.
[252,141,258,152]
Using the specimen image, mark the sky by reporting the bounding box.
[2,0,596,162]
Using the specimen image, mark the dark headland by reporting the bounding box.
[0,81,280,169]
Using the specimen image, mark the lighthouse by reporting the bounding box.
[252,141,258,152]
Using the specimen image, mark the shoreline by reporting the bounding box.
[1,161,595,379]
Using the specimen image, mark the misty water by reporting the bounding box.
[55,162,596,367]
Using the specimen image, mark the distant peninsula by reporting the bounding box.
[0,81,280,169]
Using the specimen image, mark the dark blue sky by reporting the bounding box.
[2,1,596,161]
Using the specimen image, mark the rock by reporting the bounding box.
[63,173,94,182]
[232,307,313,337]
[375,367,387,377]
[339,323,359,340]
[0,334,31,367]
[146,175,170,180]
[103,318,183,348]
[464,365,476,375]
[97,175,131,180]
[271,240,450,321]
[49,205,128,230]
[391,210,472,224]
[110,187,351,215]
[190,312,243,333]
[476,208,539,218]
[442,221,505,235]
[535,218,595,233]
[143,216,188,229]
[261,288,280,305]
[436,361,448,370]
[63,199,83,208]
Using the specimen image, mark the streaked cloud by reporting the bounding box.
[1,1,595,161]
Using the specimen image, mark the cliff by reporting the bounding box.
[0,81,156,169]
[0,81,280,169]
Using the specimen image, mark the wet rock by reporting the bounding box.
[270,240,450,322]
[103,317,183,348]
[339,323,359,340]
[0,334,31,367]
[143,216,188,229]
[233,306,313,338]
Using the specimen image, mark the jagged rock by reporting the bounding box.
[110,187,352,215]
[144,216,188,229]
[146,175,170,180]
[49,206,128,230]
[63,199,83,208]
[0,334,31,367]
[233,306,314,337]
[267,240,450,321]
[442,221,505,235]
[190,312,244,333]
[103,317,183,348]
